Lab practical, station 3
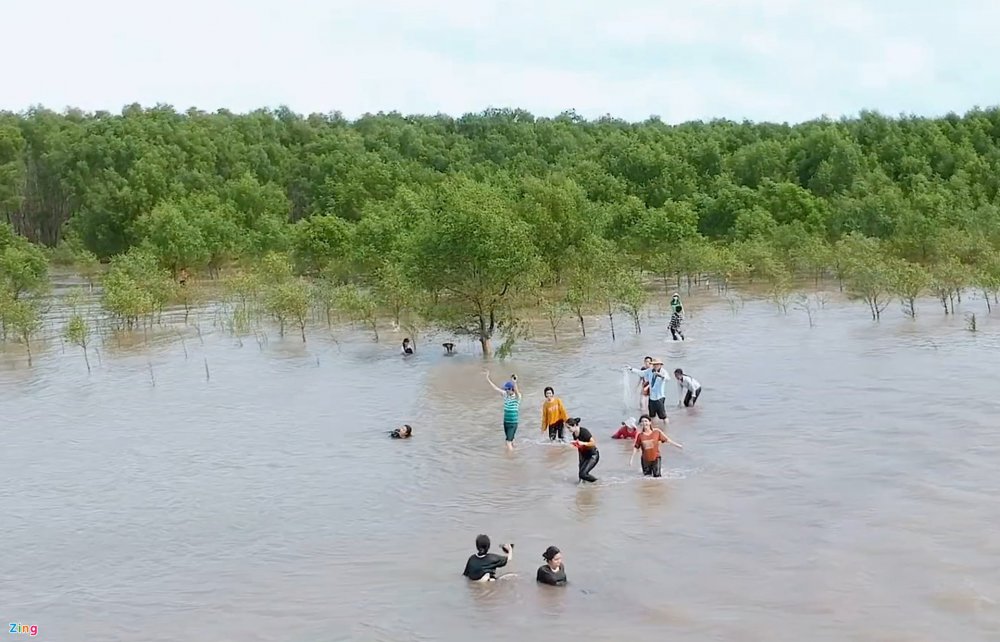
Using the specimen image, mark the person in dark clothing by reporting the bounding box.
[389,425,412,439]
[402,338,414,355]
[567,418,599,483]
[462,534,513,582]
[536,546,567,586]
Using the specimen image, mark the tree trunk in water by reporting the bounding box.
[606,301,616,341]
[984,290,992,313]
[82,346,92,373]
[479,336,493,358]
[577,313,586,337]
[300,322,306,343]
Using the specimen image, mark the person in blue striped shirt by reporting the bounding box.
[486,372,521,451]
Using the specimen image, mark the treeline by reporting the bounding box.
[2,105,1000,358]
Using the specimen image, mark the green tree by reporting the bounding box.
[134,201,208,276]
[403,178,542,357]
[838,234,892,321]
[888,260,930,319]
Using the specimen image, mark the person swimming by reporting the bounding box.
[567,417,599,483]
[629,415,683,477]
[462,534,513,582]
[612,417,638,439]
[442,342,455,355]
[389,425,413,439]
[486,372,521,451]
[674,369,703,407]
[541,386,569,442]
[402,338,414,355]
[536,546,567,586]
[669,294,685,341]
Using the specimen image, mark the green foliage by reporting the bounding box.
[839,234,893,320]
[888,260,931,319]
[403,177,542,356]
[0,223,49,299]
[263,278,312,341]
[102,247,176,327]
[7,105,1000,335]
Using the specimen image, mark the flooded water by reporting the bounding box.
[3,290,1000,642]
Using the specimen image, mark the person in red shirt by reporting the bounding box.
[628,415,683,477]
[611,418,638,440]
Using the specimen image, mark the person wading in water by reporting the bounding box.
[567,418,599,483]
[486,372,521,451]
[628,415,683,477]
[540,386,569,442]
[669,293,685,341]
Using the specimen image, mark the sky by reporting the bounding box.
[2,0,998,124]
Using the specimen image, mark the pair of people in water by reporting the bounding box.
[462,534,566,586]
[629,359,704,417]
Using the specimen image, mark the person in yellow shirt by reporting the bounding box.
[540,386,569,442]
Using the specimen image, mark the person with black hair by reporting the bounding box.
[389,425,412,439]
[536,546,567,586]
[674,369,703,407]
[567,418,599,483]
[401,338,414,355]
[462,534,513,582]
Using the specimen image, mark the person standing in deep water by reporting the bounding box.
[536,546,567,586]
[463,534,513,582]
[402,338,414,355]
[540,386,569,442]
[486,372,521,451]
[567,417,599,483]
[669,294,686,341]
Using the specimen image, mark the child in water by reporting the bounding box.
[402,338,414,355]
[486,372,521,451]
[540,386,569,442]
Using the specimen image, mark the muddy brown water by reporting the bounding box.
[3,289,1000,641]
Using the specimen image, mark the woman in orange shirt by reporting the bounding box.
[540,386,569,442]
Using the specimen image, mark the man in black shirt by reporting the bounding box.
[567,418,599,483]
[462,534,513,582]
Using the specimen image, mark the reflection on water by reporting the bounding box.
[2,292,1000,641]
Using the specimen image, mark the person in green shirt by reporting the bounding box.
[486,372,521,451]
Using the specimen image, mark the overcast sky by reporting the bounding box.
[2,0,997,123]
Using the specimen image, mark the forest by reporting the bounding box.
[2,104,1000,358]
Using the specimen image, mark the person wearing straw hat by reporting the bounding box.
[625,358,669,426]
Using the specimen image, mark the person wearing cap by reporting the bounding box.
[486,371,521,451]
[669,293,685,341]
[612,417,638,439]
[536,546,567,586]
[625,358,669,426]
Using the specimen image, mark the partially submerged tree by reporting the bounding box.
[403,178,542,357]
